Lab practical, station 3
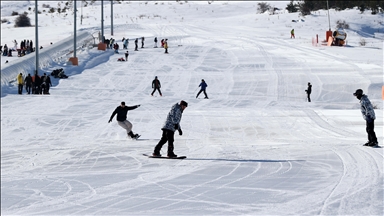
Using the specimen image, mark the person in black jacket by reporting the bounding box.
[305,82,312,102]
[108,101,141,139]
[151,76,162,96]
[24,73,32,94]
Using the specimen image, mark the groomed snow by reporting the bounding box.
[1,1,383,215]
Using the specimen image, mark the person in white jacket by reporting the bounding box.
[152,100,188,157]
[353,89,378,146]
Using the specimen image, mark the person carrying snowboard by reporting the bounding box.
[151,76,162,96]
[305,82,312,102]
[108,101,141,139]
[153,100,188,157]
[196,79,209,99]
[353,89,378,147]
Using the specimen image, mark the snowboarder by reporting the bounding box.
[291,29,295,38]
[125,51,129,61]
[196,79,209,99]
[108,102,141,139]
[305,82,312,102]
[353,89,378,147]
[153,100,188,157]
[151,76,162,96]
[17,73,24,94]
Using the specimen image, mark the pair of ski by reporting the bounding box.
[143,154,186,159]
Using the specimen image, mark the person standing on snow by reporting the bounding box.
[108,101,141,139]
[153,100,188,157]
[134,38,138,51]
[24,73,32,94]
[151,76,162,96]
[196,79,209,99]
[17,73,24,94]
[125,51,129,61]
[305,82,312,102]
[141,37,145,48]
[291,29,295,38]
[154,37,158,48]
[164,39,168,54]
[353,89,378,147]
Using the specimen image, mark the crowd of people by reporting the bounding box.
[1,39,35,57]
[16,72,52,95]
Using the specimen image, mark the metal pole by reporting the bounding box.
[35,0,39,75]
[101,0,104,43]
[327,0,331,31]
[111,0,113,36]
[74,0,77,58]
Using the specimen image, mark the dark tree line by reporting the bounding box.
[286,0,384,15]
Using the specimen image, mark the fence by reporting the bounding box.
[1,30,95,87]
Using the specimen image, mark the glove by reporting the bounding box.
[108,119,112,123]
[178,129,183,136]
[137,104,141,107]
[174,124,179,130]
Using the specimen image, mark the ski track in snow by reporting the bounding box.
[1,4,383,215]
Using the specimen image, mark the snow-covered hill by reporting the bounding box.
[1,1,383,215]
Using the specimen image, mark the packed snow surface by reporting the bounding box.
[1,1,383,215]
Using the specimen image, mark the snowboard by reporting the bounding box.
[143,154,186,159]
[363,143,380,148]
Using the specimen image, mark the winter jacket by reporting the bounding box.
[199,81,208,90]
[17,74,24,85]
[306,84,312,94]
[25,75,32,86]
[360,95,376,121]
[152,79,161,88]
[162,103,183,132]
[109,105,139,122]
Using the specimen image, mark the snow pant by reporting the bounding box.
[18,84,23,94]
[135,44,138,51]
[307,93,311,102]
[117,120,133,136]
[26,84,32,94]
[366,120,378,143]
[154,42,157,48]
[151,87,162,96]
[164,48,168,53]
[141,42,144,48]
[196,89,208,98]
[154,129,175,155]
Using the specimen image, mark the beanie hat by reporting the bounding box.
[180,100,188,107]
[353,89,363,96]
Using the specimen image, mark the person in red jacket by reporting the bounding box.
[108,101,141,139]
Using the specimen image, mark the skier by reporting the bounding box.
[17,73,24,95]
[108,101,141,139]
[125,51,129,61]
[353,89,378,146]
[196,79,209,99]
[154,37,158,48]
[153,100,188,157]
[305,82,312,102]
[151,76,162,96]
[141,37,145,48]
[291,29,295,38]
